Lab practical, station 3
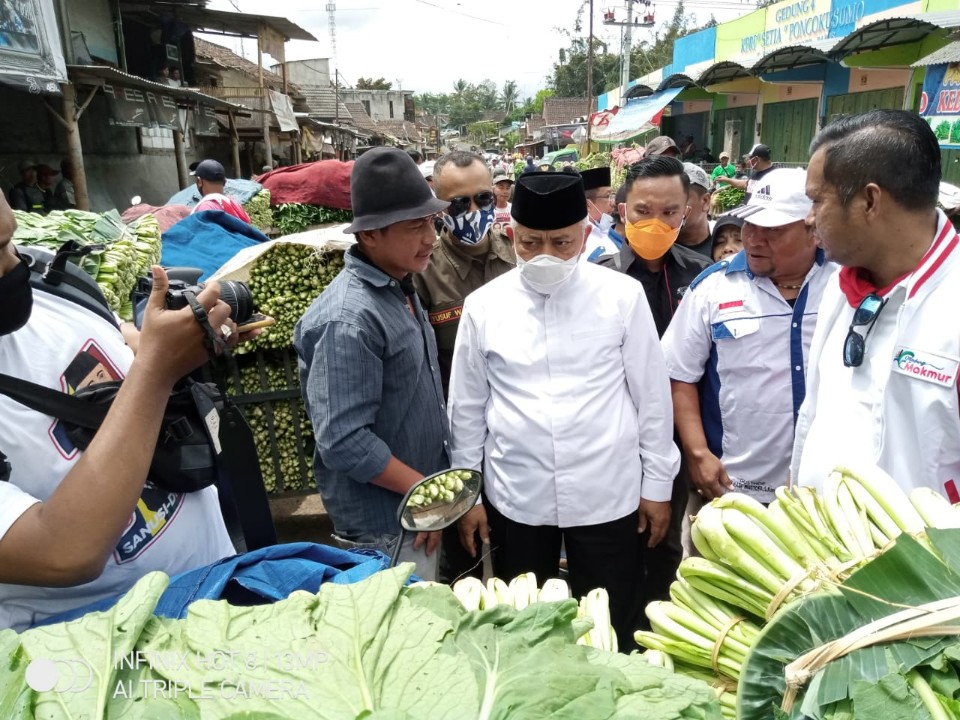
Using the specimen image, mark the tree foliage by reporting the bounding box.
[414,78,525,140]
[547,1,712,98]
[356,77,393,90]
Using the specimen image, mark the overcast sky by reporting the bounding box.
[203,0,758,99]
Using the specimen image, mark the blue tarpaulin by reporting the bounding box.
[35,543,391,626]
[161,210,269,280]
[166,178,264,209]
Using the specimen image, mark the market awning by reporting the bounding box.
[116,3,317,42]
[624,84,656,100]
[592,86,684,144]
[657,74,699,91]
[67,65,252,115]
[912,39,960,67]
[829,11,960,59]
[752,39,837,74]
[696,61,753,86]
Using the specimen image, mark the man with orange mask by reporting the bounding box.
[598,156,710,337]
[598,156,709,602]
[662,168,835,523]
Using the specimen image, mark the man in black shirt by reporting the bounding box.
[716,144,775,204]
[598,156,709,604]
[677,163,714,259]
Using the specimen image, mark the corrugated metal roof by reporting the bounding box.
[912,39,960,67]
[119,4,316,42]
[66,64,251,115]
[829,11,960,57]
[657,74,698,92]
[752,40,836,74]
[696,61,753,86]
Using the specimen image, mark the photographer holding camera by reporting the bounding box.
[0,190,239,631]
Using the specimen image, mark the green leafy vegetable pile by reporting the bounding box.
[224,349,315,494]
[0,565,722,720]
[575,152,612,171]
[273,204,354,235]
[243,189,274,232]
[12,209,162,319]
[712,186,745,214]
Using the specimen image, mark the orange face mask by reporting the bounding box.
[625,217,683,260]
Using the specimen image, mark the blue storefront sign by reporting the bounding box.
[920,64,960,149]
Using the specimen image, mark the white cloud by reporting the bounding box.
[203,0,752,100]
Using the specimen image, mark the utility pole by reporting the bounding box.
[622,0,633,89]
[586,0,594,149]
[604,1,656,92]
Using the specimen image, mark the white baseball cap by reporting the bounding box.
[726,168,811,228]
[419,160,435,179]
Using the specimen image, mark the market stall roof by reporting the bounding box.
[657,74,699,91]
[752,39,837,74]
[912,38,960,67]
[296,113,369,139]
[592,86,684,144]
[117,3,316,41]
[67,64,253,115]
[624,84,656,99]
[696,61,753,86]
[829,11,960,58]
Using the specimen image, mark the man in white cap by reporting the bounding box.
[662,168,836,526]
[449,172,679,649]
[710,151,736,186]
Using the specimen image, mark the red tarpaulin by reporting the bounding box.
[258,160,354,210]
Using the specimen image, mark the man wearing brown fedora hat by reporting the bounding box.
[294,147,452,580]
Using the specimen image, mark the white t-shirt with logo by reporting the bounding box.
[492,204,512,240]
[0,290,235,631]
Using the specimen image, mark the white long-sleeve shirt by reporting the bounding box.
[448,261,680,528]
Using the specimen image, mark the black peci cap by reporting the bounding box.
[511,172,587,230]
[580,166,611,191]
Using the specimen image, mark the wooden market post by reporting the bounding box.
[228,110,242,178]
[45,81,98,211]
[257,25,273,169]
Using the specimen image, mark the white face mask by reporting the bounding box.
[516,252,580,294]
[598,213,615,233]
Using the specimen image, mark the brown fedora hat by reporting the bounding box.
[344,147,449,233]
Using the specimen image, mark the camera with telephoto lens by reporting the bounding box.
[131,269,256,330]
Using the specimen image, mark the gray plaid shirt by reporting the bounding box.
[294,247,450,538]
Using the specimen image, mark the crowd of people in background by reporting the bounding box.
[6,109,960,650]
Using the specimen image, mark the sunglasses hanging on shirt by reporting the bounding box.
[843,293,887,368]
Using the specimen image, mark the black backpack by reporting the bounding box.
[0,243,276,552]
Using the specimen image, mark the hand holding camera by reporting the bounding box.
[136,266,235,386]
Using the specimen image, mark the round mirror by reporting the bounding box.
[398,468,482,533]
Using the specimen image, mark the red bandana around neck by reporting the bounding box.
[837,266,910,307]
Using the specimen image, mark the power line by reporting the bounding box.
[409,0,508,26]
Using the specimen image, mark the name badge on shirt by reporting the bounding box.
[892,347,960,388]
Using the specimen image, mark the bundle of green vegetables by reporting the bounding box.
[447,573,619,653]
[575,152,612,171]
[712,186,746,214]
[634,465,960,719]
[740,528,960,719]
[11,209,162,320]
[272,203,353,235]
[224,350,314,494]
[0,565,723,719]
[243,189,273,231]
[243,243,345,352]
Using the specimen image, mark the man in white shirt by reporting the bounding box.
[663,168,835,512]
[581,166,616,261]
[793,110,960,498]
[449,172,680,649]
[491,169,513,238]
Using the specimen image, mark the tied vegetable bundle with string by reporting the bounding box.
[633,463,960,720]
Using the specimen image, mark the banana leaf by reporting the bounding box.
[738,530,960,720]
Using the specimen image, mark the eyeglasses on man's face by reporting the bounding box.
[843,293,887,368]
